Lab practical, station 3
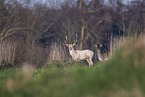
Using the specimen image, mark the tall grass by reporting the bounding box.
[0,40,17,66]
[110,36,125,55]
[47,41,69,61]
[109,35,133,58]
[109,33,140,57]
[45,41,71,67]
[24,45,47,67]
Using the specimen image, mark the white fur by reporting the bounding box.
[96,49,103,61]
[67,44,94,66]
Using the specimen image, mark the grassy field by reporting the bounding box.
[0,38,145,97]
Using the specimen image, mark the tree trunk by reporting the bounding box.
[80,19,85,49]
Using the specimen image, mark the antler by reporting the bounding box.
[64,36,69,46]
[64,36,67,43]
[72,34,78,46]
[65,34,78,46]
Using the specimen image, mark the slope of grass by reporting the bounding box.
[0,38,145,97]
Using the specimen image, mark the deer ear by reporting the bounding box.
[100,44,103,47]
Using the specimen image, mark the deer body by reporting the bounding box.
[65,35,94,66]
[69,48,94,61]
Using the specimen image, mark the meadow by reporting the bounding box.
[0,0,144,97]
[0,37,145,97]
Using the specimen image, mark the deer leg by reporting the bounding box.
[86,59,91,67]
[89,57,93,66]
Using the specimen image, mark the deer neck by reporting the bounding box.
[69,47,76,56]
[97,49,102,61]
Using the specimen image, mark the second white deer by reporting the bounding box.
[95,44,109,61]
[65,35,94,66]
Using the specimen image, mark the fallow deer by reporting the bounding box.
[95,44,109,61]
[65,34,94,66]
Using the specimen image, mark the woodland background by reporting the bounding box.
[0,0,145,67]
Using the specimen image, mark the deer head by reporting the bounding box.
[94,44,103,49]
[95,44,109,61]
[64,34,78,50]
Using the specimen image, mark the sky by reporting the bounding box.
[9,0,133,8]
[104,0,133,5]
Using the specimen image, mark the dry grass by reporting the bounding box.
[47,41,69,61]
[24,45,47,67]
[109,36,131,58]
[0,40,17,66]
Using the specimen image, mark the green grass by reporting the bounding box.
[0,38,145,97]
[0,67,21,80]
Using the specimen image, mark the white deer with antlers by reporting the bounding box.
[65,34,94,66]
[95,44,109,61]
